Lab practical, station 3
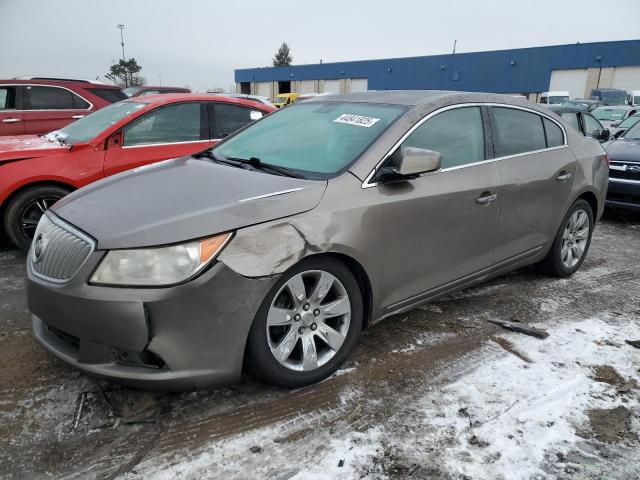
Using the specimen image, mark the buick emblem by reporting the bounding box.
[628,165,640,174]
[32,233,45,262]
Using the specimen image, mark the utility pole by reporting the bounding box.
[159,74,162,86]
[117,24,126,61]
[452,39,457,55]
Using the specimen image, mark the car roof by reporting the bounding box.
[0,79,121,89]
[127,93,274,110]
[132,86,190,91]
[305,90,543,109]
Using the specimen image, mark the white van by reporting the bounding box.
[539,91,570,105]
[629,90,640,107]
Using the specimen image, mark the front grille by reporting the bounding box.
[610,163,640,182]
[30,214,94,282]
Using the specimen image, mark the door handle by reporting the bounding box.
[476,191,498,206]
[556,171,572,183]
[2,118,21,123]
[72,115,85,119]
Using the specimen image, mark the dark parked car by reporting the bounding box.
[27,91,608,391]
[609,113,640,139]
[123,86,191,97]
[549,106,610,143]
[559,99,603,112]
[0,78,126,135]
[590,88,629,106]
[604,120,640,211]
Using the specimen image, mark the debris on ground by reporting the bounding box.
[588,406,635,443]
[591,365,626,386]
[491,337,532,363]
[488,319,549,339]
[626,339,640,349]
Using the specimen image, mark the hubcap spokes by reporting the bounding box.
[19,196,62,240]
[561,209,589,269]
[267,270,351,372]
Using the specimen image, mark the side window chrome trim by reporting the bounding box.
[361,102,568,189]
[122,139,212,149]
[1,83,94,111]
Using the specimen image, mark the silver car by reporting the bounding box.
[28,91,609,390]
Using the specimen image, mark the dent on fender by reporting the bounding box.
[218,217,333,277]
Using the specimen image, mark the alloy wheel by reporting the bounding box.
[19,195,62,241]
[561,209,590,269]
[266,270,351,372]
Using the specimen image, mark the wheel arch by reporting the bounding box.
[1,180,75,223]
[576,190,599,218]
[309,252,374,330]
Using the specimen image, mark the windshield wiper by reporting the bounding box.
[196,150,305,179]
[232,156,306,179]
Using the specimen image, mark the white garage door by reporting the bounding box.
[322,79,341,94]
[350,78,368,93]
[549,69,588,99]
[612,67,640,91]
[256,82,271,98]
[299,80,315,93]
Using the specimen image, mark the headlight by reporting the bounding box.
[91,233,232,286]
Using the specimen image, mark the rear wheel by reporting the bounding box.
[247,257,363,388]
[4,185,70,250]
[539,199,593,277]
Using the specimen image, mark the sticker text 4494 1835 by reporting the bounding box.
[334,114,380,128]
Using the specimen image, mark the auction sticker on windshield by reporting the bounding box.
[334,114,380,128]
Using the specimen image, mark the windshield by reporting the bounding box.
[56,101,146,143]
[599,91,628,106]
[213,101,407,178]
[548,96,569,104]
[617,115,640,129]
[622,121,640,140]
[274,96,288,104]
[560,101,589,111]
[123,87,142,97]
[592,108,628,121]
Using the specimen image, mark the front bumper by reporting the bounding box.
[606,178,640,212]
[28,253,278,391]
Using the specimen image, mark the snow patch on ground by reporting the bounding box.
[409,317,640,479]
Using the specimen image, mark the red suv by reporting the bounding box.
[0,78,126,136]
[0,94,275,249]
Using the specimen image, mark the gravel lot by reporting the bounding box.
[1,210,639,480]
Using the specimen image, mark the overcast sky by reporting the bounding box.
[2,0,639,91]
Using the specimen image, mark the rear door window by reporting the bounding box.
[492,107,546,157]
[398,106,485,169]
[123,102,203,146]
[210,103,262,138]
[24,86,89,110]
[543,118,564,147]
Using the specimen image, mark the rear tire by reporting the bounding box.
[247,257,363,388]
[4,185,70,250]
[539,199,593,277]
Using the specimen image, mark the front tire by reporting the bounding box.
[3,185,70,250]
[539,199,593,277]
[247,257,363,388]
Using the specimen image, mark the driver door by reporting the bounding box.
[376,105,501,310]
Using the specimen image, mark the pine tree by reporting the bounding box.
[105,58,146,88]
[273,42,293,67]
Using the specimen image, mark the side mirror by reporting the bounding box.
[600,128,610,141]
[394,147,441,176]
[377,147,441,183]
[106,132,123,150]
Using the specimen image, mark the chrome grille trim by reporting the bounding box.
[30,213,95,283]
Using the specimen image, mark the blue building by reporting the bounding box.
[235,40,640,102]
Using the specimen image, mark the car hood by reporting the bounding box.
[52,156,327,249]
[604,138,640,162]
[0,135,68,162]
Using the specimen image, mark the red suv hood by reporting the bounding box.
[0,135,69,162]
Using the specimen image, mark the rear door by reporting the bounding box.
[376,105,502,309]
[0,85,24,135]
[103,101,212,177]
[22,85,91,134]
[208,102,264,140]
[490,106,576,264]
